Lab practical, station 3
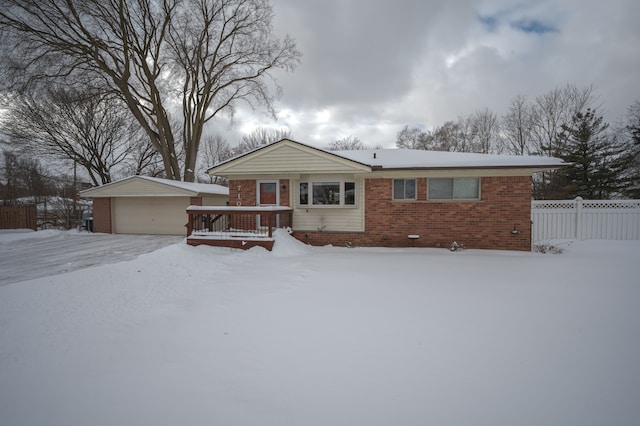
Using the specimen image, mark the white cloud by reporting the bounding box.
[212,0,640,149]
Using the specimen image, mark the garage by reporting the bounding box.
[80,176,229,235]
[112,197,190,235]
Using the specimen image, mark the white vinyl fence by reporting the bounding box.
[531,197,640,242]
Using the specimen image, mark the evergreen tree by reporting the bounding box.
[556,109,625,199]
[622,100,640,198]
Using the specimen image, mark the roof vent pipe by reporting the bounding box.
[373,153,377,159]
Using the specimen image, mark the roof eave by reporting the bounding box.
[79,175,227,198]
[373,164,568,172]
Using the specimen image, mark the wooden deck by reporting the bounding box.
[186,206,293,250]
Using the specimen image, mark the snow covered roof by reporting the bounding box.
[208,139,566,175]
[135,176,228,195]
[334,149,567,170]
[79,175,229,198]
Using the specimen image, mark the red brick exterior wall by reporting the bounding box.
[190,196,203,206]
[232,176,533,251]
[365,176,531,250]
[92,198,112,233]
[229,180,257,206]
[279,179,290,207]
[228,179,291,206]
[357,176,532,251]
[228,179,292,229]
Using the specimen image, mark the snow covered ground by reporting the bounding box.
[0,230,183,286]
[1,230,639,426]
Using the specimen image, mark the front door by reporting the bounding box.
[259,182,277,205]
[257,181,278,228]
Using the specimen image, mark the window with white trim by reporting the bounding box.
[344,182,355,205]
[299,182,309,205]
[428,178,480,200]
[299,181,356,206]
[393,179,416,200]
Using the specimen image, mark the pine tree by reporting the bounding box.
[622,101,640,198]
[556,109,625,199]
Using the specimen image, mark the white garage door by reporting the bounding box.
[112,197,188,235]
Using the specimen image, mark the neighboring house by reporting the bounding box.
[207,139,566,251]
[80,175,228,235]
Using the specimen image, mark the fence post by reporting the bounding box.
[575,197,583,240]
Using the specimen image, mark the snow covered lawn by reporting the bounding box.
[1,231,639,426]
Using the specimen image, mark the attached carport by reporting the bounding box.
[80,176,229,235]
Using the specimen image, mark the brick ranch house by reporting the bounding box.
[198,139,566,251]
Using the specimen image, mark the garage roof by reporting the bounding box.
[79,175,229,198]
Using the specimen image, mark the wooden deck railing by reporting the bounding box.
[186,206,293,246]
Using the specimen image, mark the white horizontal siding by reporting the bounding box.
[86,179,192,197]
[223,144,369,175]
[291,178,365,232]
[293,207,364,232]
[202,194,229,206]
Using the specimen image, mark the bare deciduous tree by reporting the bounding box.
[126,139,165,178]
[326,135,369,151]
[453,115,477,152]
[236,127,291,153]
[397,120,480,153]
[0,0,301,182]
[530,84,599,198]
[197,134,234,184]
[2,150,24,204]
[395,125,430,149]
[502,94,535,155]
[430,121,464,152]
[4,89,143,185]
[2,150,54,205]
[412,112,501,154]
[531,84,599,157]
[470,108,500,154]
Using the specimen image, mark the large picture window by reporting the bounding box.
[313,182,340,205]
[299,181,356,206]
[428,178,480,200]
[393,179,416,200]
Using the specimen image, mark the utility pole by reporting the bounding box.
[73,157,77,229]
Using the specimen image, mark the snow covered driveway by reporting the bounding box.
[0,230,183,286]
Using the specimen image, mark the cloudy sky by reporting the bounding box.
[214,0,640,149]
